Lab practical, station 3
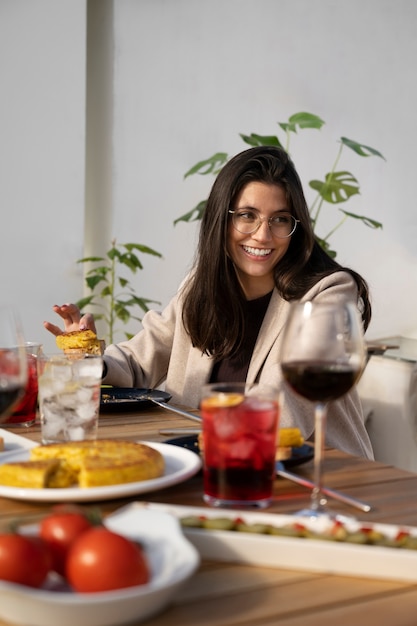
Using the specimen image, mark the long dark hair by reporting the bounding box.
[182,146,371,358]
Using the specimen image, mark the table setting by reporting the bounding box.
[2,304,417,626]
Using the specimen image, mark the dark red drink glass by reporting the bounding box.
[4,342,42,427]
[200,383,280,508]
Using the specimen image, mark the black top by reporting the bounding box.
[209,291,273,383]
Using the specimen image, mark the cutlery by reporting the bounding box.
[149,398,202,423]
[276,462,371,513]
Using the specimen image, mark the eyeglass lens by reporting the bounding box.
[231,211,298,238]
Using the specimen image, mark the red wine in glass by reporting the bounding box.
[0,307,27,423]
[280,301,365,516]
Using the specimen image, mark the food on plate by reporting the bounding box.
[278,427,304,448]
[0,459,61,488]
[276,427,305,461]
[0,510,151,593]
[40,510,94,575]
[55,329,105,356]
[0,533,51,587]
[0,440,165,489]
[180,515,417,550]
[66,526,150,592]
[0,436,3,452]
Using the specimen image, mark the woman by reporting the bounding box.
[45,146,373,459]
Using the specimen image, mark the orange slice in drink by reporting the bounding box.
[201,393,245,409]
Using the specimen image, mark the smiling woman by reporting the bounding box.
[226,182,294,299]
[45,146,374,460]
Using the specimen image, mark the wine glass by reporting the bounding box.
[280,300,366,517]
[0,306,28,423]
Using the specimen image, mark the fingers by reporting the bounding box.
[44,304,97,337]
[53,303,82,325]
[79,313,97,334]
[43,321,65,337]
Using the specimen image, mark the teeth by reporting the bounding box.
[243,246,272,257]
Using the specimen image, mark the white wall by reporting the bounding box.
[1,0,417,350]
[0,0,86,352]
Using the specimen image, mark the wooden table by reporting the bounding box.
[2,407,417,626]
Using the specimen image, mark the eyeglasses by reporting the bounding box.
[228,209,299,238]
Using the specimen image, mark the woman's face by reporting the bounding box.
[227,181,292,299]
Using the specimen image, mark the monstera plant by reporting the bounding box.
[175,112,385,258]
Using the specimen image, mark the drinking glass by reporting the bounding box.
[200,382,280,508]
[38,353,103,444]
[0,306,27,423]
[3,342,42,427]
[280,300,366,516]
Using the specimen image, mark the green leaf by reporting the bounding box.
[119,277,129,288]
[86,275,106,290]
[123,243,162,258]
[279,112,325,133]
[184,153,228,178]
[77,256,105,264]
[340,137,385,160]
[120,252,142,272]
[127,296,160,312]
[100,285,112,297]
[315,236,337,259]
[86,266,109,278]
[108,247,121,261]
[114,303,131,323]
[75,296,96,310]
[309,171,360,204]
[339,209,383,229]
[239,133,282,148]
[174,200,207,225]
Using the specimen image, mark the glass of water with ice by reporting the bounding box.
[37,353,103,444]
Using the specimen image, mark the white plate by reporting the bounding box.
[0,504,200,626]
[143,503,417,583]
[0,428,37,460]
[0,442,202,502]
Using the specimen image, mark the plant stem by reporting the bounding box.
[322,213,348,242]
[310,141,344,228]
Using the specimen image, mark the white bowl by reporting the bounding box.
[0,504,200,626]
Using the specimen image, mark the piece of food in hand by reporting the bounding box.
[55,330,105,356]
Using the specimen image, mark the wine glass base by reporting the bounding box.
[292,508,357,524]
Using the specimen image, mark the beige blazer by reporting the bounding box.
[103,271,374,459]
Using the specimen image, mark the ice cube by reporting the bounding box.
[67,426,86,441]
[227,436,257,461]
[213,409,241,440]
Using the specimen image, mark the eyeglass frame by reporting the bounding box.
[228,209,300,239]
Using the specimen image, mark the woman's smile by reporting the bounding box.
[242,245,273,258]
[228,182,292,299]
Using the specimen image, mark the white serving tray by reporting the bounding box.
[139,502,417,583]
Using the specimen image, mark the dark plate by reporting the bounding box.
[164,436,314,469]
[100,387,172,412]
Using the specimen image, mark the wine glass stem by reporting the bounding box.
[311,402,327,511]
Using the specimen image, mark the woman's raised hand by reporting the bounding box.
[43,304,97,337]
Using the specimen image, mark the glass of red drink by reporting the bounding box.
[3,342,42,427]
[200,382,280,508]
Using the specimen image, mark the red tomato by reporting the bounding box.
[40,512,93,576]
[66,527,150,592]
[0,533,51,587]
